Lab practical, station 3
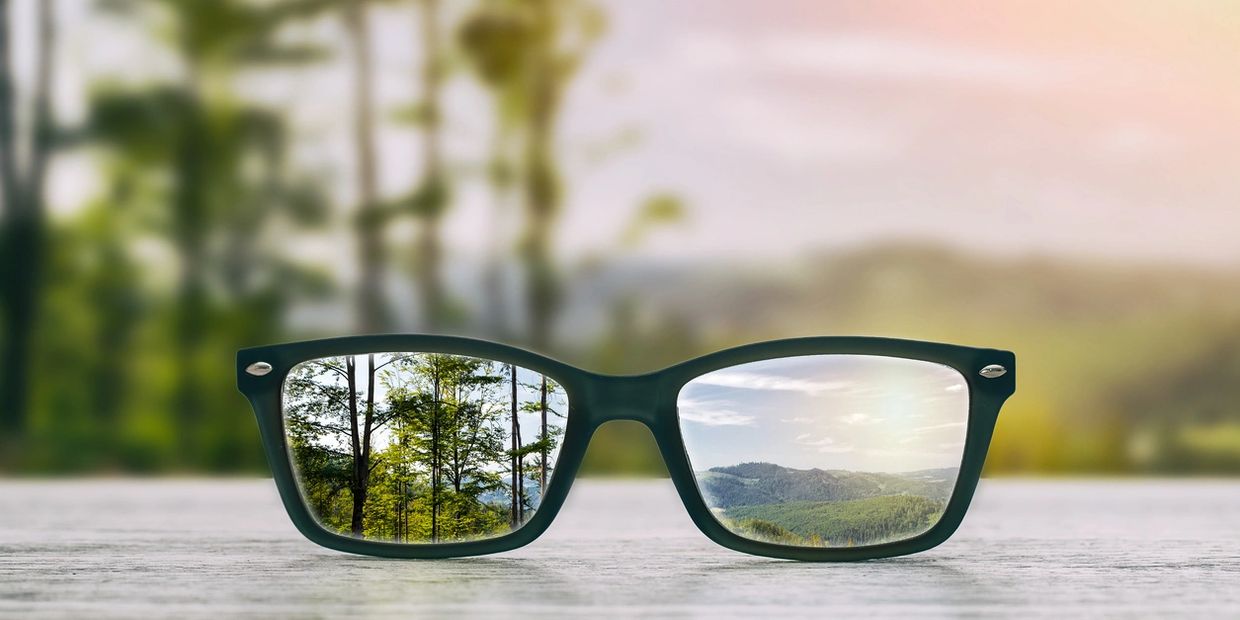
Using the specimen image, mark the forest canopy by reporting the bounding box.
[283,352,566,543]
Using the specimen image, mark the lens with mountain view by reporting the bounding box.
[677,355,969,548]
[281,353,567,544]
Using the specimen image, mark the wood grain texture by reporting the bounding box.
[1,479,1238,618]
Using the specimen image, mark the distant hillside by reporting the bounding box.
[573,243,1240,475]
[697,462,957,509]
[571,243,1240,338]
[478,479,542,508]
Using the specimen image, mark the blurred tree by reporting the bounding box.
[1109,328,1240,473]
[84,0,330,467]
[461,0,603,348]
[0,0,55,444]
[517,0,603,349]
[341,0,390,333]
[407,0,452,330]
[460,1,528,338]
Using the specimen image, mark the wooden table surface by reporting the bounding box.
[1,478,1237,618]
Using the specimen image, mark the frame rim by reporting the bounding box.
[653,338,1013,561]
[237,334,1015,561]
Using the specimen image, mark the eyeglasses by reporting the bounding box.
[237,335,1014,561]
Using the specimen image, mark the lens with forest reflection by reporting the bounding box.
[282,353,567,544]
[678,355,968,548]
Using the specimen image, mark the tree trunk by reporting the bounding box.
[0,0,21,440]
[345,0,385,333]
[28,0,52,211]
[520,0,562,350]
[480,79,515,339]
[515,411,524,522]
[540,375,548,492]
[509,364,518,526]
[451,382,462,493]
[357,353,376,534]
[170,56,211,464]
[349,483,366,536]
[0,0,53,441]
[0,0,17,222]
[430,363,441,542]
[346,356,366,536]
[413,0,447,330]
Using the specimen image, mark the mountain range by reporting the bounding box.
[697,462,957,509]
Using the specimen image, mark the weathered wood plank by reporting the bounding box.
[1,479,1237,618]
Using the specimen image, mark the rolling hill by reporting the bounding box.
[696,462,956,547]
[697,462,957,509]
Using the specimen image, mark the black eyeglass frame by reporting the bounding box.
[237,335,1015,561]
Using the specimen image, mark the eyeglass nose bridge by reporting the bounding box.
[577,372,663,428]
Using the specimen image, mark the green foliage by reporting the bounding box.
[695,461,950,547]
[723,495,946,548]
[619,193,688,249]
[285,354,562,542]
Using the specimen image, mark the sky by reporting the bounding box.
[563,0,1240,265]
[19,0,1240,269]
[677,354,969,473]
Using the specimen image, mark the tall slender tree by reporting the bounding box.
[344,356,364,532]
[344,0,388,333]
[509,363,519,525]
[0,0,55,439]
[0,0,14,223]
[459,3,528,338]
[429,357,443,540]
[539,374,548,491]
[518,0,559,350]
[284,354,402,536]
[461,0,603,349]
[410,0,451,330]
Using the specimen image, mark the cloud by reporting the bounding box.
[692,370,851,395]
[864,447,958,460]
[675,31,1065,91]
[677,398,755,427]
[839,412,883,426]
[944,384,966,393]
[715,95,900,162]
[781,416,815,424]
[898,421,969,444]
[795,434,854,453]
[796,434,834,446]
[816,444,856,454]
[912,421,968,434]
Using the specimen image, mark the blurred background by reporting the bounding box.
[1,0,1238,476]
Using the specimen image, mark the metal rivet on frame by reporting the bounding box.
[979,364,1007,379]
[245,361,274,377]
